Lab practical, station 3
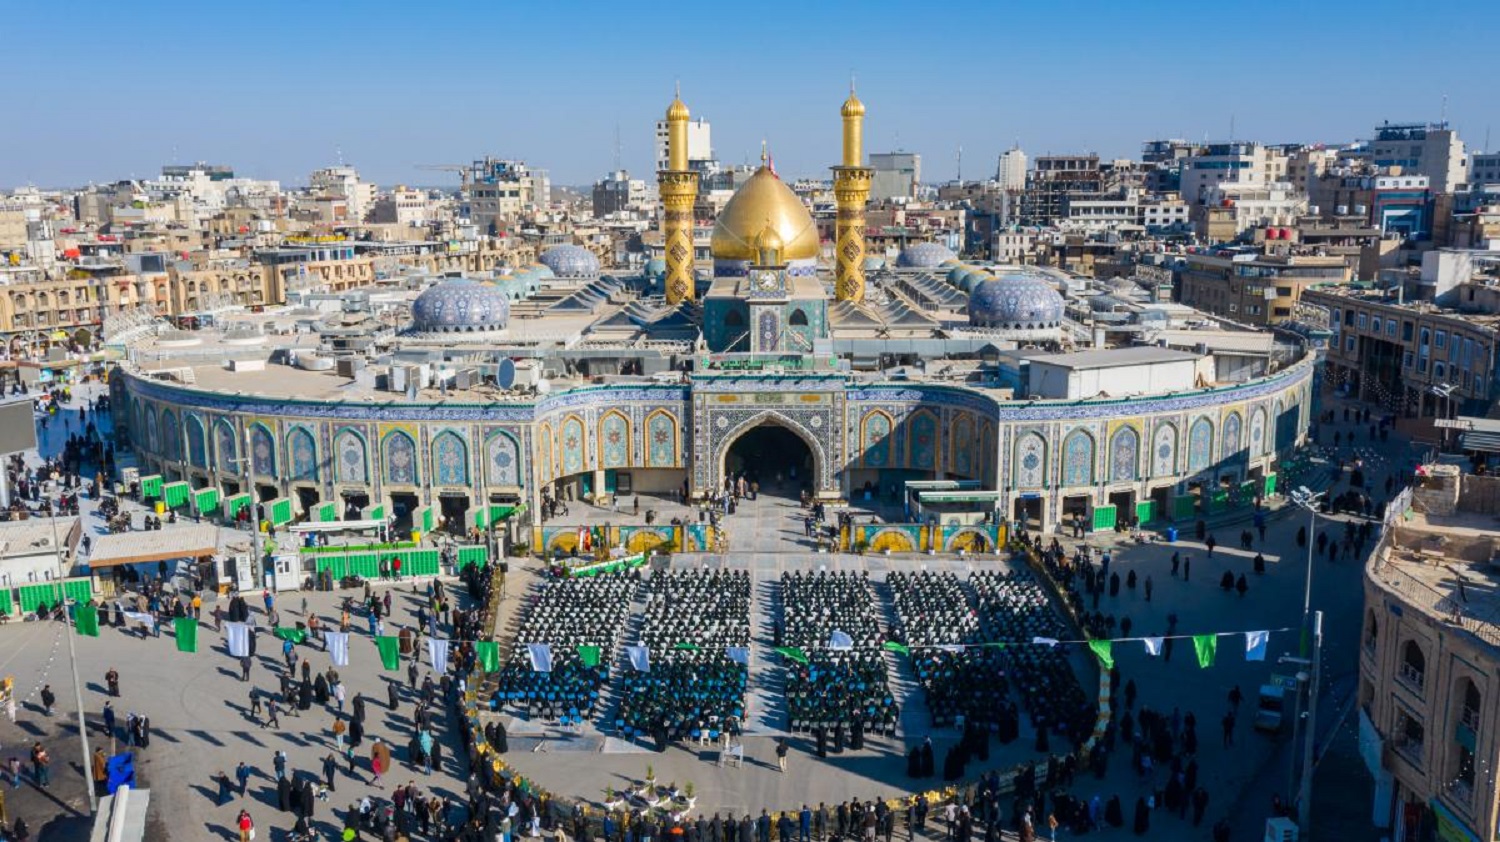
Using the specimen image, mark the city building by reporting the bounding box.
[996,146,1027,192]
[591,170,654,217]
[1177,249,1350,326]
[464,158,550,236]
[654,116,712,174]
[1359,466,1500,842]
[1020,155,1103,225]
[869,151,921,203]
[369,187,432,226]
[1194,182,1307,240]
[1469,153,1500,186]
[308,165,376,223]
[1369,121,1468,193]
[1180,142,1286,206]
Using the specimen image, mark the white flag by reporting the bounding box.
[725,646,749,666]
[626,645,651,673]
[123,611,157,628]
[325,631,350,667]
[1244,630,1269,662]
[1142,637,1164,657]
[937,644,965,653]
[225,621,251,657]
[427,638,451,675]
[828,630,854,651]
[527,643,553,673]
[1031,637,1059,648]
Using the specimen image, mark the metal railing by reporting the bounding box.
[1373,553,1500,648]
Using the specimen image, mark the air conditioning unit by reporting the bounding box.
[1265,817,1299,842]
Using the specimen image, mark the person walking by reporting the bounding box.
[274,750,287,782]
[39,685,55,716]
[323,752,339,792]
[216,770,235,805]
[250,690,263,722]
[91,747,107,797]
[776,738,789,773]
[236,761,252,796]
[332,716,347,750]
[266,699,281,729]
[29,742,50,788]
[240,655,252,682]
[105,668,120,697]
[102,701,116,738]
[1143,575,1153,602]
[237,808,254,842]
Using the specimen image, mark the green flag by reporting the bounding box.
[672,642,701,652]
[774,646,809,665]
[75,604,99,637]
[274,627,307,644]
[1193,634,1218,669]
[883,641,910,655]
[1088,639,1114,670]
[175,617,198,653]
[375,635,401,671]
[981,642,1007,649]
[475,641,500,672]
[577,645,601,668]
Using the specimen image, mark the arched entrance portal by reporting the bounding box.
[724,423,814,498]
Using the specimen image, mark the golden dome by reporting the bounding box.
[711,166,820,262]
[841,92,865,118]
[665,97,690,122]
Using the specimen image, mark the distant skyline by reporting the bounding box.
[6,0,1496,191]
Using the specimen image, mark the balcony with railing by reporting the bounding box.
[1394,735,1425,770]
[1398,663,1426,695]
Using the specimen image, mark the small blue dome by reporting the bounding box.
[896,241,957,268]
[946,264,972,286]
[644,258,667,279]
[967,274,1065,330]
[411,279,510,333]
[862,255,886,271]
[539,245,600,278]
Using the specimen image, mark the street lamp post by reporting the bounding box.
[1430,383,1455,451]
[1287,484,1326,837]
[48,497,96,814]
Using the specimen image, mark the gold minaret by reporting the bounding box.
[832,84,873,302]
[659,87,700,304]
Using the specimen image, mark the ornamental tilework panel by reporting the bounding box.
[216,421,237,470]
[432,432,468,486]
[538,424,553,481]
[145,406,159,453]
[980,420,996,480]
[288,428,317,481]
[861,412,892,468]
[1110,427,1139,483]
[335,431,367,484]
[1153,424,1176,477]
[161,410,180,461]
[560,417,586,475]
[384,432,418,485]
[951,414,975,477]
[186,416,207,469]
[1250,408,1266,456]
[1015,433,1046,488]
[486,432,521,486]
[1221,412,1243,461]
[1062,430,1094,486]
[1188,418,1214,472]
[908,411,938,470]
[757,311,779,352]
[646,413,677,468]
[599,412,629,469]
[250,425,275,478]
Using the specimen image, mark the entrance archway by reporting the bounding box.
[723,423,815,498]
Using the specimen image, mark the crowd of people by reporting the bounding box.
[492,573,637,723]
[617,569,750,746]
[778,571,898,740]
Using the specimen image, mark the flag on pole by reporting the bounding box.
[1088,639,1114,669]
[475,641,500,673]
[882,641,911,655]
[1031,637,1059,648]
[375,636,401,671]
[75,604,99,637]
[427,638,451,675]
[225,622,251,657]
[1244,630,1269,662]
[527,643,553,673]
[1193,634,1218,668]
[775,646,809,665]
[626,645,650,673]
[576,645,601,668]
[325,631,350,667]
[274,627,307,644]
[175,617,198,653]
[828,630,854,651]
[1142,637,1164,657]
[726,646,750,665]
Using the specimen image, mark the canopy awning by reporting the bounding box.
[87,523,220,569]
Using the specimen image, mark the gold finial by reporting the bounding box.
[760,140,768,165]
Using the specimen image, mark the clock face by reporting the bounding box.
[753,270,780,291]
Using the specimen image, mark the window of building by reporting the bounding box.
[1345,310,1356,326]
[1421,328,1431,346]
[1395,708,1425,768]
[1419,359,1428,373]
[1249,305,1261,316]
[1435,362,1446,378]
[1436,331,1447,349]
[1403,321,1414,341]
[1359,313,1368,329]
[1364,610,1378,653]
[1401,641,1426,692]
[1277,286,1294,297]
[1404,352,1414,368]
[1346,336,1357,352]
[1274,306,1291,318]
[1371,317,1382,333]
[1388,321,1398,338]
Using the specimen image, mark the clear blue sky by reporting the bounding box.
[6,0,1494,190]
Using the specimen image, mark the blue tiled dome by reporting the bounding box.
[896,241,957,268]
[967,274,1065,330]
[539,244,600,278]
[643,258,667,279]
[411,279,510,333]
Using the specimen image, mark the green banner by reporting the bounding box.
[375,635,401,670]
[274,627,307,644]
[475,641,500,672]
[75,604,99,637]
[1088,639,1114,670]
[882,641,910,655]
[1193,634,1218,668]
[577,645,601,668]
[175,617,198,653]
[672,642,700,651]
[775,646,809,665]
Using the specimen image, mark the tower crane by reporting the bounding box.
[415,164,471,192]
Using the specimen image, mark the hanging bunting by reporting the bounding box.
[174,617,198,653]
[376,636,401,671]
[1193,634,1218,668]
[576,645,601,668]
[1142,637,1164,657]
[475,641,500,672]
[1088,639,1114,669]
[325,631,350,667]
[1244,630,1269,662]
[75,604,100,637]
[427,638,451,675]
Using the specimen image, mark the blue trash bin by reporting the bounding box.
[1164,526,1178,542]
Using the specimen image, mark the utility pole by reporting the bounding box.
[50,503,96,814]
[243,427,264,588]
[1299,610,1324,835]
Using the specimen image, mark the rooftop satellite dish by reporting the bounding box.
[535,378,552,395]
[497,358,516,390]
